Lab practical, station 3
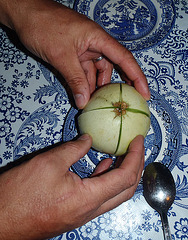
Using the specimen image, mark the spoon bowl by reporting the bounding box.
[143,162,176,240]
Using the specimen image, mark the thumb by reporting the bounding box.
[57,53,90,109]
[51,134,92,169]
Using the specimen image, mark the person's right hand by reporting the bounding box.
[0,135,145,239]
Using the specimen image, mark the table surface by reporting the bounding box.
[0,0,188,239]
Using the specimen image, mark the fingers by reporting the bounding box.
[94,58,113,87]
[81,60,97,95]
[83,135,145,210]
[92,158,113,177]
[58,55,113,109]
[94,150,144,217]
[95,35,150,100]
[41,134,92,170]
[55,52,91,109]
[81,57,113,94]
[57,53,112,109]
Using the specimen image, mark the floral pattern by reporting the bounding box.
[174,218,188,239]
[0,0,188,239]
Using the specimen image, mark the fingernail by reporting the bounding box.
[74,94,85,109]
[146,89,151,100]
[79,134,90,141]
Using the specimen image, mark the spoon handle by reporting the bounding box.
[160,211,172,240]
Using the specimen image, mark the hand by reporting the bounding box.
[0,0,150,109]
[0,135,145,239]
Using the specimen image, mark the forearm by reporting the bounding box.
[0,0,58,31]
[0,0,25,29]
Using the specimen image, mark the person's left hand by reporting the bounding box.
[3,0,150,109]
[0,135,144,239]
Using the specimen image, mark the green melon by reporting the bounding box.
[78,83,150,156]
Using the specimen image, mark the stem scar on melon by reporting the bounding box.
[112,101,129,117]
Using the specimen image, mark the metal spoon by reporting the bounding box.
[143,162,176,240]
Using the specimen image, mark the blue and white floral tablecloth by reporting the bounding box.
[0,0,188,239]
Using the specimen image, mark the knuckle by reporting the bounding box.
[67,75,84,87]
[118,169,138,189]
[126,171,138,188]
[127,188,136,200]
[63,141,82,155]
[122,46,133,57]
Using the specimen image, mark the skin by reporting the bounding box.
[0,135,145,239]
[0,0,150,109]
[0,0,150,239]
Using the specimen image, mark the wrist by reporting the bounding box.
[0,0,52,31]
[0,173,36,240]
[0,0,30,30]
